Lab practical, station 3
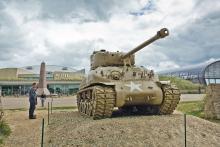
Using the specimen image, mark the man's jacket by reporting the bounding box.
[29,88,37,104]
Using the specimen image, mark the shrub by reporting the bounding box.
[0,120,11,144]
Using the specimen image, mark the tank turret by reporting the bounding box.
[91,28,169,69]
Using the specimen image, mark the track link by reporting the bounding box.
[77,86,115,119]
[159,84,180,114]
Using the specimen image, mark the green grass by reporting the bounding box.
[177,100,220,124]
[6,106,77,111]
[37,106,77,110]
[5,108,27,111]
[159,76,203,90]
[177,101,205,118]
[51,106,77,110]
[0,121,11,144]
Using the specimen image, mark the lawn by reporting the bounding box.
[177,101,204,118]
[177,100,220,124]
[159,76,203,91]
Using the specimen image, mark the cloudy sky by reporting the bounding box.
[0,0,220,71]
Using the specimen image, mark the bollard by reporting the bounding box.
[48,102,49,125]
[51,101,52,114]
[184,114,186,147]
[41,118,44,147]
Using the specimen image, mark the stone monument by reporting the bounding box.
[204,84,220,119]
[36,62,50,96]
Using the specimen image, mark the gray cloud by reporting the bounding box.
[0,3,30,61]
[43,40,96,69]
[155,9,220,66]
[0,0,219,71]
[37,0,145,23]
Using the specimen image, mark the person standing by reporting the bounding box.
[29,83,37,119]
[40,94,46,107]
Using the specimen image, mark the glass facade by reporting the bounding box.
[204,61,220,85]
[1,85,30,96]
[48,84,79,95]
[0,83,80,96]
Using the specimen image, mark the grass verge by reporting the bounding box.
[0,121,11,144]
[177,101,204,118]
[37,106,77,110]
[177,100,220,124]
[51,106,77,110]
[5,106,77,111]
[159,76,203,91]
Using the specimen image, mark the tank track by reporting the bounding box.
[158,84,180,114]
[77,86,115,119]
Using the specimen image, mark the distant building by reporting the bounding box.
[0,65,85,96]
[158,60,220,85]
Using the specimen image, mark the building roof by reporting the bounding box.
[158,59,220,85]
[20,65,84,74]
[0,65,85,81]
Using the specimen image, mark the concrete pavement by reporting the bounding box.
[1,96,77,109]
[1,94,205,109]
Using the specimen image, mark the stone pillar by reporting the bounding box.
[204,84,220,119]
[36,62,50,96]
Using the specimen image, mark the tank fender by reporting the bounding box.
[96,82,115,86]
[156,81,171,88]
[159,81,171,85]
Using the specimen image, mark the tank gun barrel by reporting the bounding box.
[122,28,169,59]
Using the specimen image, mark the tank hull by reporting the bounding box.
[114,80,163,107]
[77,81,180,119]
[79,66,163,108]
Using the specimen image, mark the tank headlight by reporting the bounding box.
[110,71,121,80]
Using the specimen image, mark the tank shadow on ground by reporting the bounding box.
[111,109,156,118]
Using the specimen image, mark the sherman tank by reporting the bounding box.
[77,28,180,119]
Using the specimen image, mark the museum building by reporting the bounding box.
[0,65,85,96]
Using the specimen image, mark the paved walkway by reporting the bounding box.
[180,94,205,102]
[0,94,205,109]
[1,96,76,109]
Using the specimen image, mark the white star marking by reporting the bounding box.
[125,81,142,92]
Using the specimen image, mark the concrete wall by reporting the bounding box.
[0,68,33,80]
[0,68,18,79]
[204,84,220,119]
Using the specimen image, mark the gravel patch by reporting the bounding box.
[45,111,220,147]
[3,110,47,147]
